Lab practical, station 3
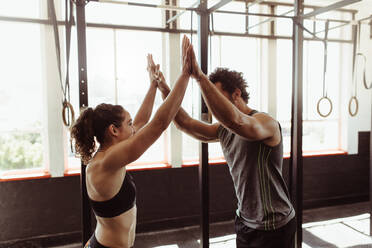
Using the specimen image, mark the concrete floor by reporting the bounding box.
[55,202,372,248]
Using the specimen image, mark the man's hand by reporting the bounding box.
[182,36,204,81]
[189,41,204,81]
[146,54,160,87]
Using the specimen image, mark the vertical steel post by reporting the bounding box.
[75,0,91,245]
[290,0,304,247]
[270,5,275,35]
[370,18,372,233]
[245,1,249,34]
[197,0,210,247]
[370,85,372,236]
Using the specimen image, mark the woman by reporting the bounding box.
[71,36,193,248]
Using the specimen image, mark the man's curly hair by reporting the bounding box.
[209,67,250,103]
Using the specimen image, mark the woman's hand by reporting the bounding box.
[184,37,204,81]
[147,54,160,87]
[156,70,170,96]
[181,35,193,77]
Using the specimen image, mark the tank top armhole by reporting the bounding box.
[217,124,225,139]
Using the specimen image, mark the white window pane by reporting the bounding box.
[0,0,42,18]
[181,32,200,161]
[179,10,198,31]
[214,12,246,33]
[116,30,165,164]
[0,22,44,172]
[303,120,339,151]
[66,26,81,170]
[304,41,324,120]
[210,115,224,159]
[275,6,293,37]
[182,134,198,161]
[280,121,291,154]
[276,39,292,121]
[116,30,163,115]
[247,5,270,35]
[87,28,116,106]
[209,1,244,11]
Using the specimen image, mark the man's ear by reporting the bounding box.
[232,88,242,103]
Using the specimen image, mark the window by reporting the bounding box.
[0,0,42,19]
[66,28,166,171]
[276,11,352,154]
[0,21,45,176]
[2,1,358,179]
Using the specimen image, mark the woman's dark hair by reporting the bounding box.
[209,67,250,103]
[70,103,125,164]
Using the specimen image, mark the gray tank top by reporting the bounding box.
[217,110,295,230]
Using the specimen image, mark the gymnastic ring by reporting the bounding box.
[62,101,75,127]
[316,96,333,118]
[357,53,372,89]
[348,96,359,117]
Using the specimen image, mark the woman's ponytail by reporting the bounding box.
[70,107,96,164]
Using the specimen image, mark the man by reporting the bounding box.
[153,37,296,248]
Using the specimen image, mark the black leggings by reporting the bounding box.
[84,233,109,248]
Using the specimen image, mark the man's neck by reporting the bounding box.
[236,99,253,115]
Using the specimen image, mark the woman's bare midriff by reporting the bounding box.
[95,206,137,248]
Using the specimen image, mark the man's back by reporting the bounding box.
[217,111,295,231]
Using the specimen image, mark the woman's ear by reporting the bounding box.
[108,124,118,137]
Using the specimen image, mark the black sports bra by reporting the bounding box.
[89,172,136,218]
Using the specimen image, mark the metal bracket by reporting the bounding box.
[74,0,89,6]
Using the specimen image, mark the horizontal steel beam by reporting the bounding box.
[0,15,51,24]
[215,10,294,19]
[212,30,352,43]
[89,0,196,11]
[301,0,361,19]
[215,10,352,24]
[0,15,353,43]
